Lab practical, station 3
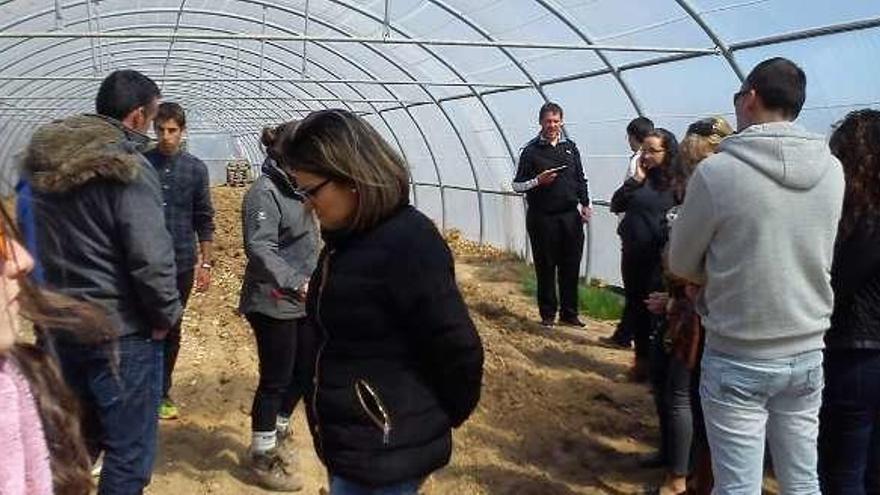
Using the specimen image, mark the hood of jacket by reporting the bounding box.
[21,114,152,193]
[719,121,835,191]
[261,157,299,198]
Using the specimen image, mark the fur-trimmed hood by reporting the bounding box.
[21,114,152,193]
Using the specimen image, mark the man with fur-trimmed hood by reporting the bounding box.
[20,70,182,495]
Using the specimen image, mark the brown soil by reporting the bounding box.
[145,186,672,495]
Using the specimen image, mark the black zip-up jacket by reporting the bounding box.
[611,171,676,253]
[827,216,880,350]
[21,114,183,336]
[513,136,590,214]
[300,205,484,487]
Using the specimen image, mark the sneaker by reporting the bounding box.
[275,429,297,467]
[249,449,304,492]
[540,318,555,328]
[158,398,180,420]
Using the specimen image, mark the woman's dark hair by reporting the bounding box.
[261,121,299,162]
[1,203,114,495]
[830,108,880,238]
[644,127,678,192]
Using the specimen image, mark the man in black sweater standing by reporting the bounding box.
[513,102,592,328]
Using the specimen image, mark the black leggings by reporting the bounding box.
[246,313,303,432]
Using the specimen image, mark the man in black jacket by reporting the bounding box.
[22,70,182,495]
[144,102,215,421]
[513,102,592,328]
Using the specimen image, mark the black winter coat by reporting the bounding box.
[300,205,484,487]
[22,114,183,336]
[611,172,676,254]
[827,216,880,350]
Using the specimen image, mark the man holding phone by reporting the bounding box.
[513,102,592,328]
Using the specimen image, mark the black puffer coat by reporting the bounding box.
[300,205,484,487]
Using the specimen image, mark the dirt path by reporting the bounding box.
[147,187,663,495]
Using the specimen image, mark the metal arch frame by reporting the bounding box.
[1,4,879,250]
[531,0,646,116]
[321,0,547,243]
[107,9,442,211]
[235,0,495,241]
[0,30,430,217]
[0,53,372,171]
[0,15,432,210]
[673,0,746,82]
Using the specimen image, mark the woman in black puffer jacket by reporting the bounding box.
[276,109,484,495]
[819,109,880,495]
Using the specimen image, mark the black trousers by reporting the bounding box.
[526,208,585,321]
[618,246,663,359]
[163,269,194,399]
[246,313,303,432]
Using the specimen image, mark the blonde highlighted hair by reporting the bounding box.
[672,116,733,201]
[278,109,410,232]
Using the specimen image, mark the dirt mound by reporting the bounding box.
[147,187,662,495]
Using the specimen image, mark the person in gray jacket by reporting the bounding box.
[668,58,845,494]
[239,122,319,491]
[21,69,182,494]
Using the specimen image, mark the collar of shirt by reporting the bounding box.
[537,132,569,146]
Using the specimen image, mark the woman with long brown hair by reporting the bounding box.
[0,202,113,495]
[645,116,733,495]
[819,108,880,495]
[278,109,484,495]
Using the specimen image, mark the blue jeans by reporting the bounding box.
[56,334,164,495]
[329,476,423,495]
[700,348,823,495]
[819,349,880,495]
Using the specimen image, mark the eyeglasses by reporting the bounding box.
[733,88,751,105]
[293,178,331,201]
[642,147,666,155]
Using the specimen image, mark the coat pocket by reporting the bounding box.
[353,378,392,445]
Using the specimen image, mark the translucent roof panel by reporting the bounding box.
[2,0,879,284]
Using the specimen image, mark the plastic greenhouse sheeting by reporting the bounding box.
[1,0,878,285]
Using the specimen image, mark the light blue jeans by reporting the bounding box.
[329,476,422,495]
[700,348,824,495]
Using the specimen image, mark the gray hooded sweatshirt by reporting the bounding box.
[668,121,845,359]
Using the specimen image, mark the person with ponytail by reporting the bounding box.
[239,121,319,491]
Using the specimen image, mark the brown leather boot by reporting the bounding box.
[248,448,304,492]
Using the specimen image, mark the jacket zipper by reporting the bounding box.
[311,249,334,457]
[354,378,393,445]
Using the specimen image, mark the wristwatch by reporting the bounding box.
[201,262,213,270]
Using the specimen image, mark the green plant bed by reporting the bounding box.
[520,268,624,321]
